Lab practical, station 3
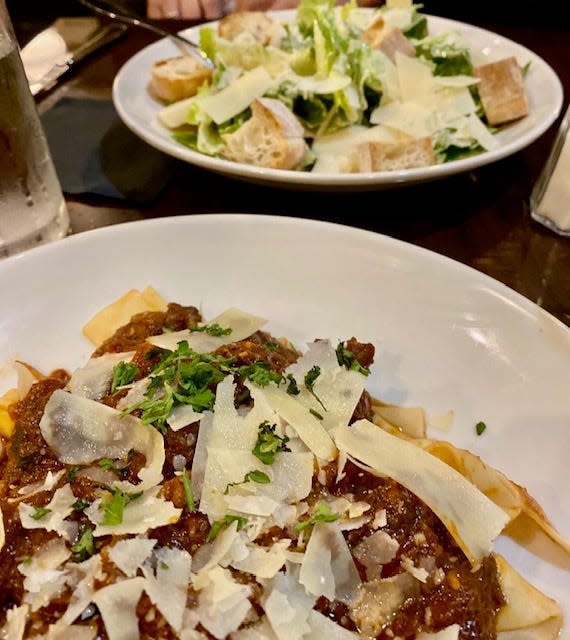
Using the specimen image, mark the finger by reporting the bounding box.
[160,0,181,18]
[178,0,204,18]
[199,0,226,19]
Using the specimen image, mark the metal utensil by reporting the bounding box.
[76,0,215,68]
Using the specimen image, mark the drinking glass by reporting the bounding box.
[0,0,70,259]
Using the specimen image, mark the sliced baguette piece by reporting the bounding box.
[361,15,415,61]
[221,97,308,170]
[150,55,213,103]
[353,137,435,172]
[218,11,286,46]
[473,57,529,126]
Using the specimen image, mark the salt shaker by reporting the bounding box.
[530,104,570,237]
[0,0,70,259]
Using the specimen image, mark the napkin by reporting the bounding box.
[530,104,570,236]
[40,97,175,205]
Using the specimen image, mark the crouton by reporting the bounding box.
[361,15,415,61]
[150,55,213,103]
[353,137,435,172]
[473,56,529,125]
[221,97,308,170]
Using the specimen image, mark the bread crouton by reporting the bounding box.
[362,15,415,61]
[353,137,435,172]
[473,57,529,126]
[221,97,308,170]
[150,55,213,103]
[218,11,286,46]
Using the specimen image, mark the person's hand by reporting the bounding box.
[146,0,298,20]
[146,0,225,19]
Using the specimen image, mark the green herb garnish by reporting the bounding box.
[252,421,289,465]
[335,343,370,375]
[475,421,487,436]
[110,361,140,394]
[206,514,248,542]
[101,488,143,526]
[30,506,51,520]
[182,469,195,512]
[189,323,232,336]
[294,501,339,532]
[71,528,95,562]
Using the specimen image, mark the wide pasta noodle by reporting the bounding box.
[0,290,567,640]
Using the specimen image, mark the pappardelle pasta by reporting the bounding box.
[0,287,567,640]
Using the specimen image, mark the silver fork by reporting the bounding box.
[77,0,215,69]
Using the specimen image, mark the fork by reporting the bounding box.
[76,0,215,68]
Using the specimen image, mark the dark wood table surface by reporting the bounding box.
[22,8,570,326]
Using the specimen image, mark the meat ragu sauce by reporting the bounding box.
[0,303,504,639]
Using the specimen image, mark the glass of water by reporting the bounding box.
[0,0,70,259]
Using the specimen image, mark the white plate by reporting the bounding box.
[1,215,569,634]
[112,12,563,190]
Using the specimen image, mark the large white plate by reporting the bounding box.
[1,215,569,633]
[112,12,563,190]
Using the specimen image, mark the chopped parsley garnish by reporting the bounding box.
[110,361,140,394]
[182,469,195,512]
[99,458,128,478]
[475,421,487,436]
[335,343,370,376]
[309,408,323,420]
[159,561,170,570]
[265,341,279,351]
[120,339,287,434]
[121,341,230,433]
[304,365,326,411]
[285,373,300,396]
[224,469,271,493]
[252,421,289,465]
[101,488,143,526]
[207,514,248,542]
[238,363,282,387]
[189,323,232,336]
[71,528,95,563]
[66,465,85,483]
[294,501,340,532]
[30,506,51,520]
[72,498,90,511]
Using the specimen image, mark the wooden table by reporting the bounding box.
[29,11,569,327]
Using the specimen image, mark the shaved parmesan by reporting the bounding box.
[18,539,70,612]
[86,487,181,536]
[148,307,267,352]
[334,420,510,566]
[416,624,460,639]
[264,564,316,640]
[18,484,77,541]
[108,537,157,577]
[299,521,361,603]
[40,389,165,490]
[305,610,362,639]
[231,539,291,579]
[143,547,192,634]
[194,566,252,639]
[14,470,66,501]
[0,604,29,640]
[61,555,105,625]
[255,384,336,462]
[92,577,146,640]
[67,351,135,400]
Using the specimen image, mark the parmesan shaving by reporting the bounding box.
[40,389,165,490]
[334,420,510,566]
[148,307,267,352]
[18,484,77,541]
[92,577,146,640]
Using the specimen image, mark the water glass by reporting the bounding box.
[0,0,70,259]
